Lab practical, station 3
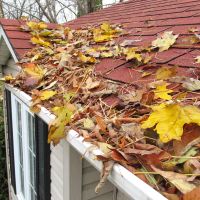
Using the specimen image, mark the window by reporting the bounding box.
[6,90,50,200]
[11,94,37,200]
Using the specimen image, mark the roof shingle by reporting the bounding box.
[1,0,200,86]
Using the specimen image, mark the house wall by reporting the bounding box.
[3,58,131,200]
[2,57,21,76]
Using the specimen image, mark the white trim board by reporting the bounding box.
[0,26,19,62]
[5,84,167,200]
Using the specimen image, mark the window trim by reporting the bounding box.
[5,90,16,194]
[11,94,36,200]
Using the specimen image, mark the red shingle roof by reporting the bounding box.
[0,0,200,88]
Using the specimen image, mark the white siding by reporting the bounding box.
[82,159,115,200]
[117,191,132,200]
[50,142,64,200]
[51,140,118,200]
[0,39,10,65]
[2,57,21,76]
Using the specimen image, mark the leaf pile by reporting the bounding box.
[4,21,200,199]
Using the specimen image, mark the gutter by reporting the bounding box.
[5,84,167,200]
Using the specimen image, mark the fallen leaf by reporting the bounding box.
[195,56,200,63]
[140,91,155,105]
[173,124,200,156]
[23,63,44,87]
[31,36,52,47]
[151,166,196,194]
[141,71,152,77]
[1,75,15,81]
[142,103,200,143]
[183,157,200,174]
[182,78,200,91]
[100,51,113,58]
[183,186,200,200]
[79,52,96,63]
[162,192,180,200]
[120,123,144,139]
[27,21,47,30]
[95,115,107,132]
[48,104,76,144]
[83,118,95,130]
[156,66,177,80]
[152,31,179,52]
[85,77,100,90]
[95,160,115,193]
[178,147,198,164]
[39,90,57,100]
[125,143,162,155]
[154,83,173,100]
[97,142,113,154]
[124,47,142,61]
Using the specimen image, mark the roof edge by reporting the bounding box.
[0,25,19,62]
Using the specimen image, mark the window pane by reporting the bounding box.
[18,135,23,166]
[27,112,37,200]
[16,100,25,197]
[29,151,36,188]
[20,164,25,196]
[30,186,37,200]
[16,102,22,134]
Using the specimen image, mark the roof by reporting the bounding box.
[0,0,200,88]
[1,0,200,199]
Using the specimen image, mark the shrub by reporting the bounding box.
[0,87,8,200]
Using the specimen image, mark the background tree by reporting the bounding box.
[1,0,114,23]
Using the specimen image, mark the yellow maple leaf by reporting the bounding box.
[27,21,47,30]
[93,22,120,43]
[154,83,173,100]
[141,103,200,143]
[23,63,44,79]
[39,90,57,100]
[93,34,113,43]
[100,22,111,33]
[31,53,42,62]
[31,36,52,47]
[1,75,15,81]
[100,51,113,58]
[152,31,179,52]
[124,47,142,61]
[48,104,76,144]
[79,52,96,63]
[156,66,177,80]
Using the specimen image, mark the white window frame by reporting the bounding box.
[11,93,36,200]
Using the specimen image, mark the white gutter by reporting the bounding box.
[5,84,167,200]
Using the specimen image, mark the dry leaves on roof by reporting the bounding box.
[3,20,200,198]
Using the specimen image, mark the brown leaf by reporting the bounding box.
[183,186,200,200]
[120,122,144,139]
[162,192,180,200]
[95,115,107,132]
[140,91,155,105]
[111,149,127,163]
[173,124,200,156]
[151,166,196,194]
[125,143,163,156]
[95,160,115,193]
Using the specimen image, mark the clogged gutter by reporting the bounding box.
[3,21,200,200]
